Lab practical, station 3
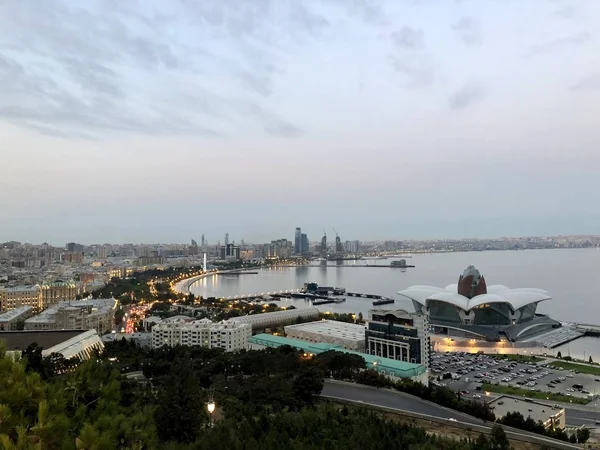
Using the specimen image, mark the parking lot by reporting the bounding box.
[431,352,600,402]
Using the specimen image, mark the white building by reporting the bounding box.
[284,320,366,351]
[44,329,105,360]
[3,329,104,362]
[24,298,117,333]
[230,307,320,330]
[0,306,34,331]
[151,318,251,352]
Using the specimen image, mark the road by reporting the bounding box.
[321,381,582,449]
[322,380,483,425]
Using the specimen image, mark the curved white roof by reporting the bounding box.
[397,283,551,312]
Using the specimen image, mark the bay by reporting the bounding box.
[189,248,600,323]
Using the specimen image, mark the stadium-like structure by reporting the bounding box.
[397,265,560,342]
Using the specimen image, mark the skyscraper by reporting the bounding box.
[301,233,309,254]
[294,227,302,254]
[201,234,205,248]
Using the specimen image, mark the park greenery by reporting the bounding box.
[0,339,519,450]
[481,382,589,405]
[550,360,600,376]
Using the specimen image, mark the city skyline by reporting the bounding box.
[2,1,600,243]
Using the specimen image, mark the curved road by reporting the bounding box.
[322,380,484,425]
[321,380,582,449]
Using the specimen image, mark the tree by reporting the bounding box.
[154,358,206,443]
[589,356,593,364]
[490,424,510,450]
[576,427,590,444]
[569,433,577,443]
[15,319,25,330]
[114,308,125,326]
[557,351,562,359]
[292,367,324,404]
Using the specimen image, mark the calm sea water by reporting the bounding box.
[190,248,600,357]
[190,248,599,322]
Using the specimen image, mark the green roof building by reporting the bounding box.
[249,333,428,383]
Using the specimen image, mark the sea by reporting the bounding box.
[188,248,600,360]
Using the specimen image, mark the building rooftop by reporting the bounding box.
[25,298,116,323]
[488,396,564,428]
[0,306,33,322]
[0,330,86,351]
[249,333,426,377]
[285,319,365,342]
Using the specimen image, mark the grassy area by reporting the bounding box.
[549,361,600,376]
[481,383,590,405]
[486,354,543,363]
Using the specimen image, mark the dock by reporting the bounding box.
[372,298,395,306]
[365,264,415,268]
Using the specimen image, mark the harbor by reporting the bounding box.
[185,250,600,359]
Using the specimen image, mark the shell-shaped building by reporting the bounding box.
[397,266,560,342]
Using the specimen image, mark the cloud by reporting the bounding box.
[554,5,576,19]
[389,54,435,88]
[390,27,425,50]
[448,82,487,109]
[452,17,483,46]
[525,32,591,57]
[571,74,600,91]
[0,0,303,139]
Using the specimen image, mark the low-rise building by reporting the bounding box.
[488,396,566,430]
[284,320,366,351]
[0,306,34,331]
[249,333,428,385]
[40,281,78,307]
[365,309,430,368]
[0,286,43,312]
[151,318,251,351]
[24,298,117,333]
[1,329,104,361]
[230,307,320,331]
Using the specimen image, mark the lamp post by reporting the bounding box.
[206,388,215,428]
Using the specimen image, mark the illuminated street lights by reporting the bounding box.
[206,389,216,428]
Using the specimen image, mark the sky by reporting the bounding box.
[1,0,600,245]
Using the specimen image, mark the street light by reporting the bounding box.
[206,388,216,427]
[207,401,216,415]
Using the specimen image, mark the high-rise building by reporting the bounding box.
[294,227,302,254]
[225,233,229,246]
[201,234,205,248]
[365,309,430,368]
[301,233,309,254]
[320,233,327,256]
[98,246,107,260]
[191,239,198,247]
[219,243,240,260]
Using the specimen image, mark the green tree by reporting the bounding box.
[154,358,206,443]
[292,367,324,404]
[589,356,593,364]
[576,427,591,444]
[557,351,562,359]
[490,424,510,450]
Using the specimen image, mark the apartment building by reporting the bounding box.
[151,318,251,352]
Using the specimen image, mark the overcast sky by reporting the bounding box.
[1,0,600,245]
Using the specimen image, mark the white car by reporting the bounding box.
[473,394,482,399]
